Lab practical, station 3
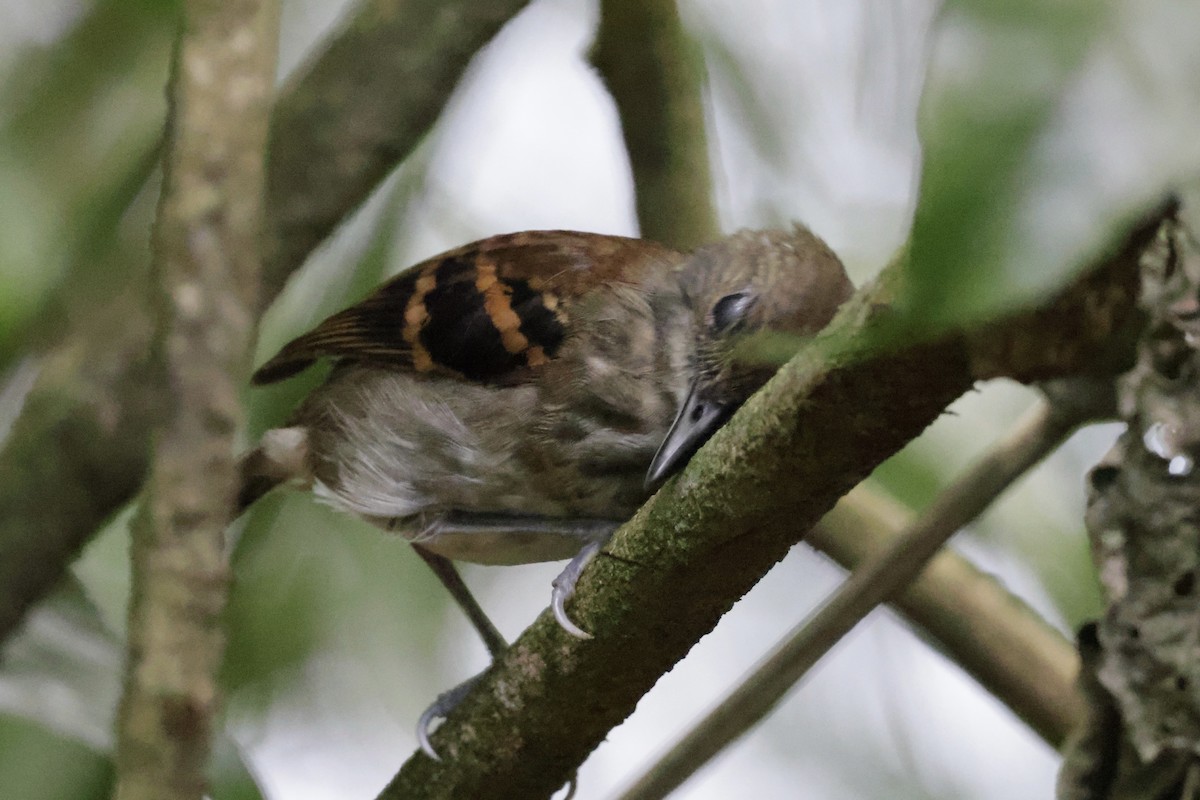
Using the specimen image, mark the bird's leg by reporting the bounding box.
[412,545,506,658]
[411,545,505,759]
[423,512,618,639]
[415,515,619,642]
[409,516,616,758]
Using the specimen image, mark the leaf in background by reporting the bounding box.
[904,0,1200,327]
[210,732,270,800]
[906,0,1105,324]
[221,497,330,695]
[70,504,134,639]
[690,0,934,275]
[0,713,112,800]
[0,0,175,367]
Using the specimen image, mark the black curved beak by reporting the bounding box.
[645,382,734,488]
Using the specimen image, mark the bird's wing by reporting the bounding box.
[252,230,682,386]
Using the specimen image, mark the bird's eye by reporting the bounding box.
[709,291,756,333]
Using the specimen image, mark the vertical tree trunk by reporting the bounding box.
[112,2,279,798]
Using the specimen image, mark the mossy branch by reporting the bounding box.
[375,205,1169,800]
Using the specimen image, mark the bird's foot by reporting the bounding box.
[417,673,482,760]
[551,540,602,639]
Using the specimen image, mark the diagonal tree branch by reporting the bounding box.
[111,0,278,797]
[376,204,1168,800]
[0,0,532,647]
[617,389,1102,800]
[0,305,161,646]
[262,0,534,306]
[816,477,1087,749]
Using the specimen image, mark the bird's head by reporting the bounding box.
[647,227,854,485]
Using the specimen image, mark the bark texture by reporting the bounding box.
[111,1,278,797]
[1060,203,1200,798]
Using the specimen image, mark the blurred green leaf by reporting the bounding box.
[869,448,946,515]
[211,733,268,800]
[0,0,175,367]
[0,713,113,800]
[222,497,329,693]
[71,503,135,638]
[906,0,1106,325]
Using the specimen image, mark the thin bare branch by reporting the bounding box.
[819,481,1085,748]
[111,0,278,797]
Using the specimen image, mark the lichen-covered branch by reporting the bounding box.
[376,205,1170,800]
[0,0,531,647]
[618,394,1096,800]
[111,1,278,798]
[1060,204,1200,799]
[591,0,718,249]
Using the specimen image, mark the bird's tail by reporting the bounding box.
[236,427,310,514]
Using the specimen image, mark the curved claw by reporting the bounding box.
[552,586,593,640]
[551,541,601,640]
[557,773,579,800]
[417,676,481,760]
[417,705,443,761]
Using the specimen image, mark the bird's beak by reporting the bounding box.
[645,382,734,488]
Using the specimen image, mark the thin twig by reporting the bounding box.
[818,484,1083,747]
[111,1,278,797]
[616,389,1099,800]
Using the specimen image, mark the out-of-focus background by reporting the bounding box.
[2,0,1199,798]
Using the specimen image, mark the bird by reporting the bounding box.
[239,226,853,754]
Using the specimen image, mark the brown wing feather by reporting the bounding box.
[251,231,682,386]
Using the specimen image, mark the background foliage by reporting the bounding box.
[1,0,1198,798]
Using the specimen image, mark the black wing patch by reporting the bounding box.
[251,245,568,386]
